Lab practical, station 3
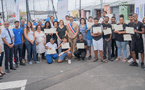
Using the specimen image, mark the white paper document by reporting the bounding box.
[93,27,102,33]
[123,34,132,41]
[103,28,112,35]
[125,20,130,24]
[48,49,56,54]
[126,27,134,34]
[114,25,123,31]
[87,22,94,28]
[77,43,84,49]
[44,28,56,33]
[111,24,116,30]
[61,43,70,49]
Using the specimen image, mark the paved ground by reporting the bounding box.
[0,45,145,90]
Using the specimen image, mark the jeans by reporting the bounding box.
[74,50,86,59]
[14,43,23,64]
[4,44,14,69]
[22,43,26,59]
[25,40,37,62]
[103,39,111,58]
[116,41,127,58]
[0,52,4,67]
[46,54,58,64]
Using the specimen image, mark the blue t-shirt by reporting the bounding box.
[12,28,23,45]
[86,25,93,40]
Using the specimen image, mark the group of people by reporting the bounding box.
[0,11,145,80]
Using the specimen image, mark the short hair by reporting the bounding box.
[79,33,83,36]
[69,16,74,19]
[59,20,64,25]
[62,36,68,39]
[50,38,55,41]
[88,16,93,19]
[50,16,54,19]
[119,14,124,19]
[53,21,59,26]
[129,13,133,17]
[103,11,107,14]
[112,16,116,19]
[80,18,86,24]
[94,17,99,21]
[65,15,69,18]
[133,13,138,16]
[105,16,109,19]
[14,21,19,24]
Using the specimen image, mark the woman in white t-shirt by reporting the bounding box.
[0,29,5,77]
[45,38,58,64]
[35,25,46,59]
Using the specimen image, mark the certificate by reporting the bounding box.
[77,43,84,49]
[62,43,70,49]
[103,28,112,35]
[93,27,102,33]
[114,25,123,31]
[126,27,134,34]
[44,28,56,33]
[87,22,94,28]
[125,20,130,24]
[111,24,116,30]
[48,48,56,54]
[123,34,132,41]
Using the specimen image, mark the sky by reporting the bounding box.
[0,0,119,12]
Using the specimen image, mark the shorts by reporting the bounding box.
[58,51,71,60]
[93,38,103,51]
[87,39,93,46]
[131,38,144,53]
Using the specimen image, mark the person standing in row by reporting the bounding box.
[13,21,26,68]
[53,21,59,44]
[129,13,144,68]
[74,33,87,60]
[0,29,5,77]
[114,15,128,62]
[56,20,67,54]
[102,16,113,61]
[66,16,79,53]
[35,25,46,59]
[86,16,93,60]
[91,18,107,63]
[99,11,107,24]
[111,16,118,59]
[44,21,51,43]
[79,18,87,41]
[20,20,26,62]
[1,21,16,73]
[50,16,54,28]
[64,15,70,25]
[24,21,40,65]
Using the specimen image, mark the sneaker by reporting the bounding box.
[128,58,133,63]
[29,62,33,65]
[127,55,132,60]
[136,59,139,64]
[36,61,40,64]
[88,55,92,60]
[129,62,139,67]
[68,59,71,64]
[141,62,144,69]
[20,62,26,66]
[108,57,113,61]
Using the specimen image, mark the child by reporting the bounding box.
[45,38,58,64]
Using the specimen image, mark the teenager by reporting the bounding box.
[114,15,128,62]
[90,18,107,63]
[13,21,26,68]
[85,16,93,60]
[74,33,87,60]
[57,36,72,64]
[129,13,144,68]
[45,38,58,64]
[99,11,107,24]
[102,16,113,61]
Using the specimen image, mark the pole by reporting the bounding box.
[26,0,31,22]
[33,0,35,18]
[1,0,5,22]
[80,0,81,18]
[100,0,103,17]
[51,0,57,19]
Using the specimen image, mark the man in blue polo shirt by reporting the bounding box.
[13,21,26,68]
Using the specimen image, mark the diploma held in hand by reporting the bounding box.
[103,28,112,35]
[48,48,56,54]
[114,25,123,31]
[77,43,84,49]
[93,27,102,33]
[126,27,134,34]
[62,43,69,49]
[44,28,56,33]
[87,22,94,28]
[111,24,116,30]
[123,34,132,41]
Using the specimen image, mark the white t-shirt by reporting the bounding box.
[45,42,57,54]
[27,29,34,40]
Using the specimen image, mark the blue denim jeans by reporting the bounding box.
[46,53,58,64]
[25,40,37,62]
[116,41,127,58]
